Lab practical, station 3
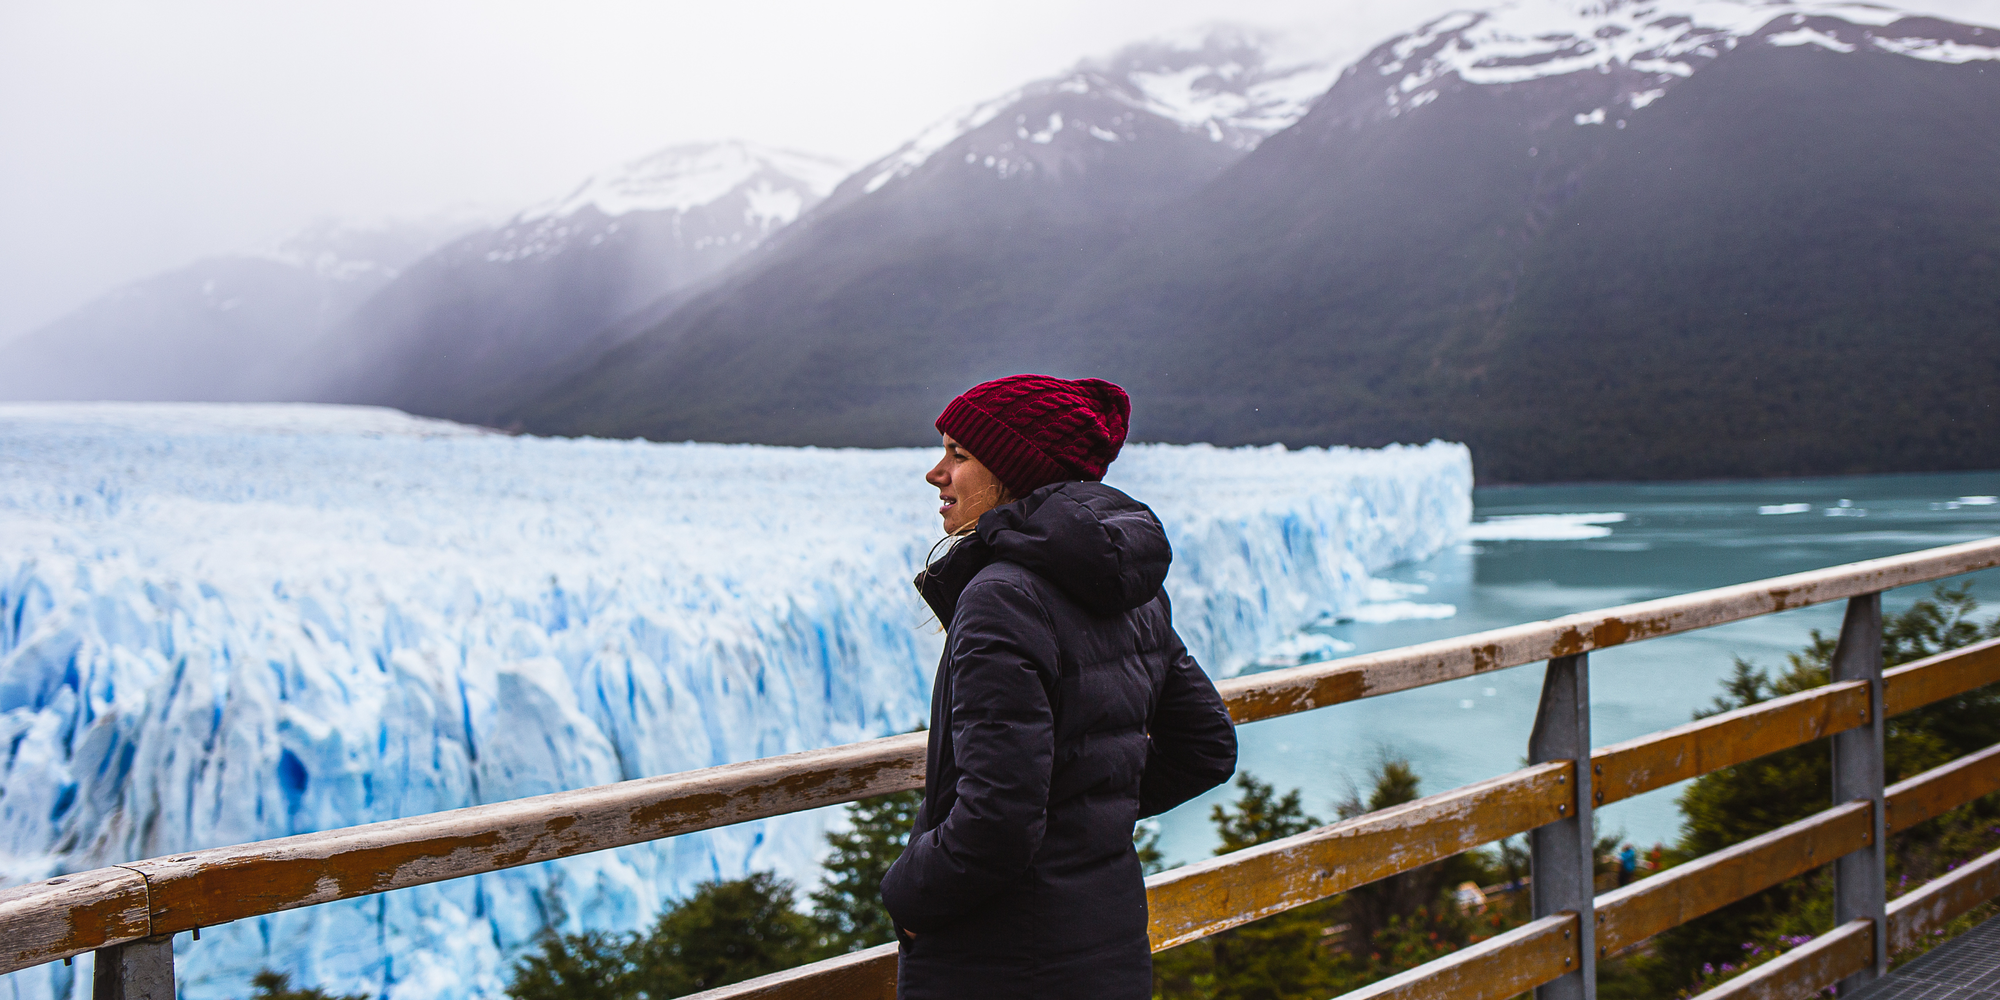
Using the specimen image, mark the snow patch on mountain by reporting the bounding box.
[249,214,493,286]
[863,93,1017,193]
[1105,27,1343,140]
[482,141,850,263]
[524,141,847,221]
[1870,31,2000,62]
[857,25,1340,195]
[1347,0,2000,123]
[1768,25,1858,51]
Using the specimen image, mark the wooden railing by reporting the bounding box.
[7,537,2000,1000]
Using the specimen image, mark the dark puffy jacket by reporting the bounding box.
[881,481,1238,999]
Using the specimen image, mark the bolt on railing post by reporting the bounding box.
[1529,653,1595,1000]
[92,936,175,1000]
[1830,592,1886,993]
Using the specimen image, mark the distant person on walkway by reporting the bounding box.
[1618,843,1639,887]
[881,374,1239,1000]
[1455,880,1489,914]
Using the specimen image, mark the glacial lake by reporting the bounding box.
[1150,469,2000,867]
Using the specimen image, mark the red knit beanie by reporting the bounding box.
[935,374,1131,496]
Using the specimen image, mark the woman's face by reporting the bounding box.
[926,434,1007,534]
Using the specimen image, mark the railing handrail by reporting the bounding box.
[1218,535,2000,723]
[692,652,2000,999]
[7,536,2000,988]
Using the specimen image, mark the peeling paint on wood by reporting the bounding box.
[1592,682,1869,807]
[1144,763,1572,950]
[1886,846,2000,952]
[683,942,897,1000]
[1690,919,1871,1000]
[0,868,151,971]
[13,538,2000,982]
[1339,912,1579,1000]
[1886,743,2000,834]
[124,732,926,935]
[1884,638,2000,718]
[671,766,1574,1000]
[1218,537,2000,724]
[0,731,927,970]
[1595,802,1872,954]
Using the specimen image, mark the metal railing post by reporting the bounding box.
[92,936,174,1000]
[1529,653,1595,1000]
[1830,593,1886,993]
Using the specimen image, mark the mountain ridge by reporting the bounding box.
[0,215,481,403]
[513,26,1357,444]
[303,139,850,425]
[514,1,2000,483]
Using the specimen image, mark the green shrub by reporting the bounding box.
[809,790,922,953]
[247,971,366,1000]
[1645,585,2000,994]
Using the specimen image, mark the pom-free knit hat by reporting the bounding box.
[935,374,1131,496]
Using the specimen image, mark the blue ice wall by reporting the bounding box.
[0,404,1470,1000]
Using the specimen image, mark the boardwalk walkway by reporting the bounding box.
[1863,913,2000,1000]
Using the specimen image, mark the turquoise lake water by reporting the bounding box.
[1150,469,2000,867]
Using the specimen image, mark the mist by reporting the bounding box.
[6,0,1996,398]
[0,0,1464,349]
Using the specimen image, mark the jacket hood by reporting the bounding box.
[917,481,1171,622]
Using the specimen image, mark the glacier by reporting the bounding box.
[0,403,1470,1000]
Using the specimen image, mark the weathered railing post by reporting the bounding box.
[92,936,174,1000]
[1830,593,1886,993]
[1529,653,1595,1000]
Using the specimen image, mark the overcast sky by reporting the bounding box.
[4,0,1996,344]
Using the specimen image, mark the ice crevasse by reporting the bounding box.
[0,403,1471,1000]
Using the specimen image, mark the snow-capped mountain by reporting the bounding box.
[488,142,847,263]
[842,26,1340,202]
[519,2,2000,485]
[1324,0,1998,127]
[305,140,848,425]
[513,26,1346,444]
[1042,0,2000,481]
[260,216,487,286]
[0,216,482,404]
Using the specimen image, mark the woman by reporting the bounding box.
[881,374,1238,999]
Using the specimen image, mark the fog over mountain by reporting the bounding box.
[11,2,1998,484]
[1,2,1469,350]
[514,2,2000,483]
[0,218,481,403]
[0,141,846,418]
[305,141,849,425]
[517,26,1345,444]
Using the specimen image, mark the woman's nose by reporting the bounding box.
[926,463,948,487]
